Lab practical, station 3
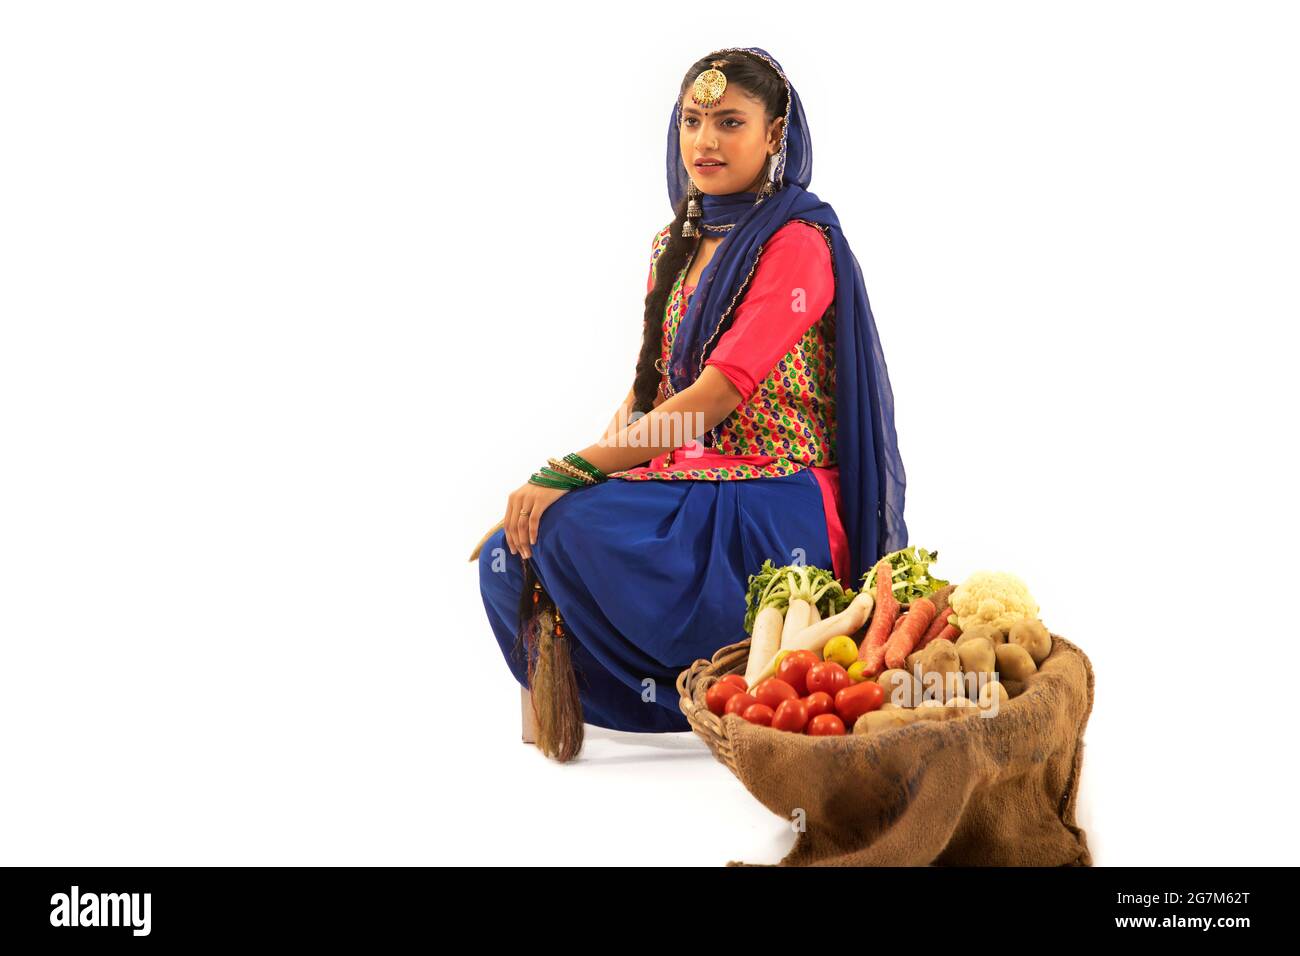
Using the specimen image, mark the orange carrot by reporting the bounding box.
[916,606,954,652]
[856,557,900,672]
[884,597,936,670]
[859,609,911,676]
[857,559,899,652]
[860,643,888,677]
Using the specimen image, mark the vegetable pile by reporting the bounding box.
[704,549,1056,738]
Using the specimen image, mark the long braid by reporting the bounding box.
[631,194,694,415]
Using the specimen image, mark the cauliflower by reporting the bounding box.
[949,571,1039,633]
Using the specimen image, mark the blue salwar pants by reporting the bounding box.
[478,470,835,733]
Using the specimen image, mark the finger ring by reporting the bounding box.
[519,509,531,517]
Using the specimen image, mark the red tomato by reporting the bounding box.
[771,697,810,733]
[752,678,798,711]
[834,681,885,726]
[724,692,759,717]
[706,680,743,716]
[719,673,748,692]
[775,650,819,696]
[742,703,775,726]
[806,713,846,736]
[805,661,850,697]
[803,691,835,719]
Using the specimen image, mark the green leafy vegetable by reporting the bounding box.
[743,559,855,634]
[860,546,949,605]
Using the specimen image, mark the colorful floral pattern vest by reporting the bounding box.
[607,221,838,481]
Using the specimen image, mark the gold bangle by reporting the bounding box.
[546,457,595,484]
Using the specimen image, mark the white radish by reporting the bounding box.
[807,602,821,624]
[744,605,785,686]
[791,590,876,653]
[781,598,813,646]
[748,591,876,685]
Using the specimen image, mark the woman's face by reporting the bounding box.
[679,83,784,197]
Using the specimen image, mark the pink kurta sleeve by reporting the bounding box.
[702,221,834,403]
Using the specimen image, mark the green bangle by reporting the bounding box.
[544,465,590,483]
[528,474,580,490]
[563,452,607,481]
[531,466,587,488]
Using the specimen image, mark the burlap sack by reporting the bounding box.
[722,635,1094,867]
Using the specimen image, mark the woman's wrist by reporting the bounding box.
[526,452,609,491]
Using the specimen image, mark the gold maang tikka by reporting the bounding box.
[690,66,728,108]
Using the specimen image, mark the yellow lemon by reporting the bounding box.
[846,660,873,683]
[823,636,858,668]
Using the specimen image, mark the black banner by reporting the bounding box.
[0,866,1286,943]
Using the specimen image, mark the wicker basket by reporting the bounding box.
[676,628,1053,781]
[677,631,1091,866]
[679,596,927,769]
[676,637,753,777]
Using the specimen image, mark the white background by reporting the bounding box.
[2,1,1297,865]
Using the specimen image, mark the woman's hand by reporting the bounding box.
[503,482,569,560]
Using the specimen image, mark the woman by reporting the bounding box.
[476,47,907,758]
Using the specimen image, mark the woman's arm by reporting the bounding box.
[701,222,835,404]
[601,385,637,442]
[577,368,742,474]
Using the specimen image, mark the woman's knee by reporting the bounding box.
[478,528,518,601]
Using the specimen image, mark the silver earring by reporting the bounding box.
[757,154,776,200]
[684,178,702,237]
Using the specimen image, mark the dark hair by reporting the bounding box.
[630,52,787,415]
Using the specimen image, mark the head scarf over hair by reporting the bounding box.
[664,47,907,583]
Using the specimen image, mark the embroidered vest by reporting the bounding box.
[609,221,837,481]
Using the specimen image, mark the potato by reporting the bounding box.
[917,676,964,706]
[877,668,922,708]
[914,702,957,721]
[920,699,973,720]
[946,671,973,699]
[1008,618,1052,665]
[977,680,1009,712]
[908,637,956,675]
[917,638,959,671]
[995,642,1037,682]
[915,639,963,702]
[853,708,920,735]
[957,623,1005,647]
[957,636,996,676]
